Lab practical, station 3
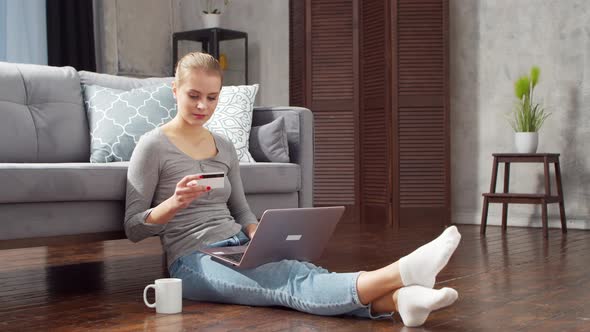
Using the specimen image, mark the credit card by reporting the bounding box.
[187,172,225,189]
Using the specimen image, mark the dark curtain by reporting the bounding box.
[46,0,96,71]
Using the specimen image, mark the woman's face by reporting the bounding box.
[173,69,222,127]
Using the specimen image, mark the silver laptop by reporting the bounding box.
[199,206,345,269]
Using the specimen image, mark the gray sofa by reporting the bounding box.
[0,62,313,248]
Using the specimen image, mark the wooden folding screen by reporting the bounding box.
[289,0,449,227]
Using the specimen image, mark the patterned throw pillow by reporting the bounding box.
[83,83,259,163]
[83,83,177,162]
[204,84,259,163]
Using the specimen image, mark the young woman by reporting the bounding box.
[125,52,461,327]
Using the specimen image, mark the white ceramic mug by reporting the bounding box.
[143,278,183,314]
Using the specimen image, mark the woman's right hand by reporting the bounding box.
[171,175,211,210]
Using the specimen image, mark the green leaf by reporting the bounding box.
[530,66,540,87]
[514,76,530,99]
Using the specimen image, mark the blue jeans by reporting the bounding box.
[169,231,393,319]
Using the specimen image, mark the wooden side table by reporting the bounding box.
[480,153,567,238]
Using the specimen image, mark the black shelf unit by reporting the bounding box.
[172,28,248,84]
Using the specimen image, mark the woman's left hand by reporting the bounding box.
[245,224,258,239]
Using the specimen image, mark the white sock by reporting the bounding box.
[397,286,458,327]
[399,226,461,288]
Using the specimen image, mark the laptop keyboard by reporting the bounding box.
[222,253,244,263]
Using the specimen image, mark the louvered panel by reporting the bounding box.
[397,0,444,96]
[361,109,388,205]
[361,1,386,101]
[359,0,390,222]
[399,106,445,208]
[289,0,305,106]
[314,111,356,205]
[395,0,449,227]
[311,0,354,101]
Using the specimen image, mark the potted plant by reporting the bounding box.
[507,66,551,153]
[202,0,230,28]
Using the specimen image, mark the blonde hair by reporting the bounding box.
[174,52,223,87]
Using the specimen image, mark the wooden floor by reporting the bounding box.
[1,224,589,331]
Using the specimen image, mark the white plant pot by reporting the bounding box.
[202,14,221,28]
[514,132,538,153]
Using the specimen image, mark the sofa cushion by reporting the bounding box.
[0,62,89,162]
[239,163,301,194]
[245,193,299,219]
[0,162,129,203]
[249,116,290,163]
[83,83,177,162]
[0,162,300,203]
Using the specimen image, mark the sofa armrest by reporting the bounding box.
[251,107,313,208]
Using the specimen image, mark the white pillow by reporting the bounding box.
[205,84,259,163]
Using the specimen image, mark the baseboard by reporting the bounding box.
[454,211,590,230]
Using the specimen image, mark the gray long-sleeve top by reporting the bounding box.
[124,127,258,268]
